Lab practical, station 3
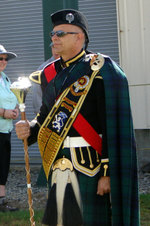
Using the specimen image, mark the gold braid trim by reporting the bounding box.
[29,70,42,84]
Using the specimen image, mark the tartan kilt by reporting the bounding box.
[48,148,111,226]
[76,171,111,226]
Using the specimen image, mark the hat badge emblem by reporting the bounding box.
[66,13,74,23]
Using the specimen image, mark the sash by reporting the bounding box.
[43,57,91,111]
[38,71,99,180]
[38,53,105,180]
[44,62,57,82]
[73,113,102,155]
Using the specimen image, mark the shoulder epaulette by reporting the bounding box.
[29,70,42,84]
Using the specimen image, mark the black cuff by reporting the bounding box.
[99,159,109,177]
[27,122,40,146]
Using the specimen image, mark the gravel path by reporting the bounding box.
[6,166,48,210]
[5,166,150,210]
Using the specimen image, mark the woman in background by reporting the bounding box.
[0,44,19,212]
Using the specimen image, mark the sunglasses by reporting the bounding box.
[0,57,8,61]
[50,30,79,38]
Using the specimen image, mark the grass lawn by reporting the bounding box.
[0,194,149,225]
[140,193,150,226]
[0,210,44,226]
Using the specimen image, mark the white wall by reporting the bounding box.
[117,0,150,129]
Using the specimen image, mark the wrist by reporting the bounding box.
[3,109,6,118]
[1,108,5,117]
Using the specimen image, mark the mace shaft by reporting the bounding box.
[21,111,35,226]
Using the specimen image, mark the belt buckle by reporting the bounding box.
[63,136,70,148]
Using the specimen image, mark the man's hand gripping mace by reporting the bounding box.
[10,77,35,226]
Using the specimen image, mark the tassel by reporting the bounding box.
[63,183,83,226]
[42,183,57,226]
[68,170,82,209]
[56,169,69,225]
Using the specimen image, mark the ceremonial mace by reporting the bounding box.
[10,77,35,226]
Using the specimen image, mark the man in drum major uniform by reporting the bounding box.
[15,9,140,226]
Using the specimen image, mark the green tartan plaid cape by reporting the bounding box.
[101,56,140,226]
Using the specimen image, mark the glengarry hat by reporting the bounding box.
[51,9,89,46]
[0,44,17,60]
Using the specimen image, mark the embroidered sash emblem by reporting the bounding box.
[52,111,68,133]
[74,75,89,92]
[70,75,89,96]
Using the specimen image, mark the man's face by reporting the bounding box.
[51,24,83,59]
[51,46,60,60]
[0,54,8,72]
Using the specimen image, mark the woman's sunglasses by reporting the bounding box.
[50,30,79,38]
[0,57,8,61]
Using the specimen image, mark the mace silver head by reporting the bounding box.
[10,77,31,112]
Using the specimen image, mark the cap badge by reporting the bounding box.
[66,13,74,23]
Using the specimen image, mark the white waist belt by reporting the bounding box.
[63,135,102,148]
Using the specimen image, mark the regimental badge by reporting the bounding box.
[70,75,89,96]
[66,13,74,23]
[90,53,105,71]
[52,111,68,133]
[74,75,89,92]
